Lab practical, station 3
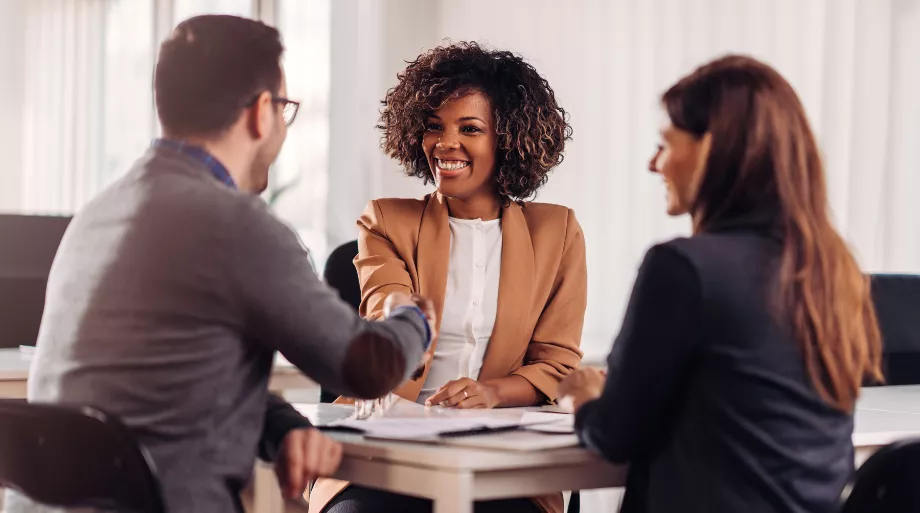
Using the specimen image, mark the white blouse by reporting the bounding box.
[417,217,503,404]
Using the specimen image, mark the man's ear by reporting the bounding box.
[247,90,273,140]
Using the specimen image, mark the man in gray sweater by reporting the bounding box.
[7,15,432,513]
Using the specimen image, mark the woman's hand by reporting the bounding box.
[425,378,500,409]
[558,367,607,413]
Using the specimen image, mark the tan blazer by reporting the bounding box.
[309,193,587,513]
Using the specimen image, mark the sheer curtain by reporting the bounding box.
[19,0,109,214]
[6,0,334,263]
[13,0,248,214]
[272,0,332,267]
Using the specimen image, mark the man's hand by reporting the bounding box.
[408,293,437,336]
[425,378,500,409]
[384,292,438,333]
[384,292,438,379]
[274,428,343,499]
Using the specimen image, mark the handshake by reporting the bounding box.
[382,291,437,379]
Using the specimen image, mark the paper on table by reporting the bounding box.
[321,397,549,441]
[520,411,575,434]
[18,345,35,361]
[442,430,580,451]
[380,397,525,421]
[539,403,573,414]
[273,353,293,368]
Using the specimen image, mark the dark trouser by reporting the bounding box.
[322,485,542,513]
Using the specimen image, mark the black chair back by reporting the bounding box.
[323,240,361,311]
[320,240,361,403]
[841,438,920,513]
[0,400,165,513]
[870,274,920,385]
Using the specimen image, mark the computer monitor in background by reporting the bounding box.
[0,214,71,349]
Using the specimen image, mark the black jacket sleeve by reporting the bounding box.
[575,244,702,463]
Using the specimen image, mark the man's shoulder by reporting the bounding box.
[73,149,277,246]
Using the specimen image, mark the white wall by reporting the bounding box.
[0,0,27,212]
[883,0,920,271]
[325,0,436,250]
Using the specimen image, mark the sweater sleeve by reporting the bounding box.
[227,199,430,400]
[257,393,312,462]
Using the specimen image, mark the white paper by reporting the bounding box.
[318,397,574,441]
[442,431,580,451]
[520,411,575,433]
[323,398,534,440]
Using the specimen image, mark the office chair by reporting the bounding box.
[840,438,920,513]
[0,400,165,513]
[320,240,362,403]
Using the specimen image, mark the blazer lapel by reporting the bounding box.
[477,202,534,380]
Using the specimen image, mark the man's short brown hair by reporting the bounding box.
[154,15,284,137]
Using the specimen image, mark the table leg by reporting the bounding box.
[253,462,285,513]
[432,470,473,513]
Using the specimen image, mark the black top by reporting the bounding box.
[576,220,853,513]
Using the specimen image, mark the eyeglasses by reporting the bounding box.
[273,97,300,126]
[246,94,300,126]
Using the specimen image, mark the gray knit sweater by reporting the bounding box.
[7,147,427,513]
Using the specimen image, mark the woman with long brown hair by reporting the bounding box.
[559,55,882,513]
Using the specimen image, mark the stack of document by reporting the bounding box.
[316,398,576,444]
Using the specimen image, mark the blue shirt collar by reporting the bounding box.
[152,138,236,189]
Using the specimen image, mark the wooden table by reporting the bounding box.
[300,403,622,513]
[298,386,920,513]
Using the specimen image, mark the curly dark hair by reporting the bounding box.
[378,41,572,202]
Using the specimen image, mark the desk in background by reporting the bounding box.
[0,348,316,399]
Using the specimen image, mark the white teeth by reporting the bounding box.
[437,159,470,171]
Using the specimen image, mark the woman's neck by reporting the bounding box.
[445,194,502,221]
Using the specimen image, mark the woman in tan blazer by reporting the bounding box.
[311,42,586,513]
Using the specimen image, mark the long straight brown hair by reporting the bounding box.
[662,55,883,411]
